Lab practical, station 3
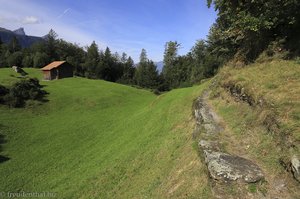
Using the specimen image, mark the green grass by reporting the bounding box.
[248,183,257,193]
[219,60,300,140]
[209,60,300,198]
[0,68,211,198]
[0,68,42,86]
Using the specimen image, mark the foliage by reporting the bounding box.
[207,0,300,62]
[162,41,181,87]
[8,36,21,53]
[45,29,58,61]
[161,40,222,89]
[118,56,135,84]
[7,51,23,66]
[134,49,160,89]
[22,55,33,68]
[0,78,47,107]
[33,52,49,68]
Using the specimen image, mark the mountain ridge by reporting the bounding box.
[0,27,44,48]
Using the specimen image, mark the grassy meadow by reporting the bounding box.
[0,68,211,198]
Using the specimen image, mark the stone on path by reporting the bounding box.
[203,150,264,183]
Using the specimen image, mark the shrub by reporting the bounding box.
[153,89,161,95]
[0,85,9,103]
[0,78,47,108]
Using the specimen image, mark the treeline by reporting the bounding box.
[1,0,299,91]
[0,29,215,92]
[0,30,164,91]
[0,30,137,85]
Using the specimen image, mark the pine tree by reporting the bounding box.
[84,41,99,78]
[135,49,159,89]
[8,36,21,53]
[162,41,180,88]
[45,29,58,61]
[139,48,148,64]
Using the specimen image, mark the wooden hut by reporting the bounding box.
[41,61,73,80]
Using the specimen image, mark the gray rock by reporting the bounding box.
[194,96,223,135]
[291,155,300,182]
[203,150,264,183]
[199,140,220,151]
[12,66,20,72]
[194,91,264,184]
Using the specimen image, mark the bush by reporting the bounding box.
[295,57,300,64]
[0,78,47,108]
[153,89,161,95]
[0,85,9,103]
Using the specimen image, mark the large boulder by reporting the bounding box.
[203,150,264,183]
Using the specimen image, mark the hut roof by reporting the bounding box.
[41,61,66,71]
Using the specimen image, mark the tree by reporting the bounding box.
[119,56,135,84]
[0,36,3,56]
[121,52,128,63]
[139,48,148,63]
[8,36,21,53]
[162,41,181,88]
[7,52,23,66]
[22,55,33,68]
[0,37,7,67]
[206,0,300,61]
[45,29,58,61]
[84,41,100,78]
[56,39,86,76]
[190,40,207,83]
[97,47,123,82]
[33,52,49,68]
[135,49,159,89]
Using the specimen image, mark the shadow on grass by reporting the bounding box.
[0,126,9,164]
[0,155,9,163]
[0,78,50,108]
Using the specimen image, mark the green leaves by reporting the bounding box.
[206,0,300,62]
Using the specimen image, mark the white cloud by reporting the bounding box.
[22,16,40,24]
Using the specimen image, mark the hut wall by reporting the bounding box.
[57,63,73,79]
[43,71,51,80]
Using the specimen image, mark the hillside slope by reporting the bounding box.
[0,68,211,198]
[202,60,300,198]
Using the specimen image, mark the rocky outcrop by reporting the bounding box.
[13,27,26,36]
[12,66,27,76]
[203,150,264,183]
[194,91,264,183]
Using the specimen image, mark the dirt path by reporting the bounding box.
[193,90,298,199]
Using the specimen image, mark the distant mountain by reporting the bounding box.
[13,28,26,36]
[155,61,164,73]
[0,27,44,48]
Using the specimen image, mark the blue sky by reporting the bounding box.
[0,0,216,62]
